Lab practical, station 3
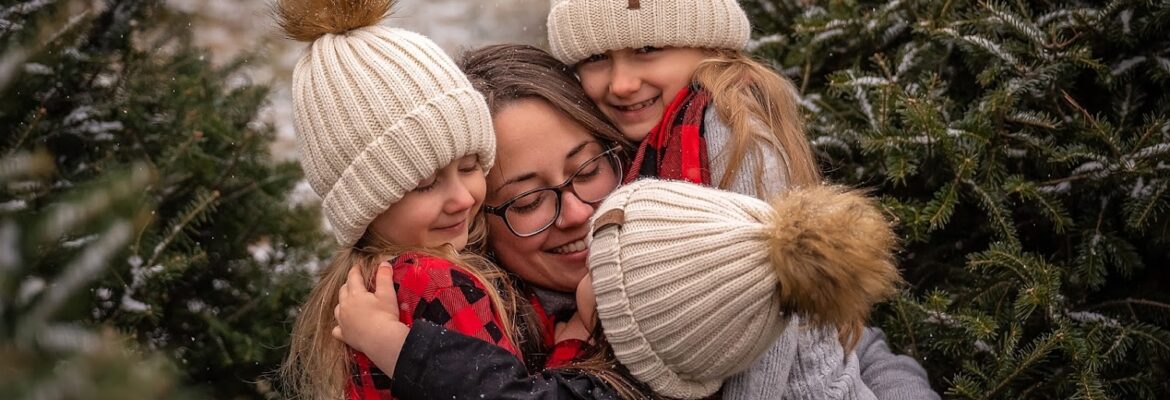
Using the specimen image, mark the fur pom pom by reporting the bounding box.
[765,185,903,346]
[275,0,396,42]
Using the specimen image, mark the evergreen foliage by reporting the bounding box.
[1,0,326,397]
[742,0,1170,398]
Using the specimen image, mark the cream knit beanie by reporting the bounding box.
[587,179,902,399]
[278,0,495,246]
[546,0,752,64]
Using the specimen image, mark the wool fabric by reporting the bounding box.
[587,179,788,399]
[290,25,495,246]
[546,0,752,65]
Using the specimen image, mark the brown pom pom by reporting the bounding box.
[275,0,396,42]
[765,185,903,349]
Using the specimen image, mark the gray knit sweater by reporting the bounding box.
[705,108,939,400]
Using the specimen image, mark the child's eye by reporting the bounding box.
[634,46,662,54]
[458,163,481,174]
[413,177,437,193]
[579,53,608,65]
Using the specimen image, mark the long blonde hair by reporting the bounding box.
[691,49,877,349]
[280,214,521,399]
[693,48,822,193]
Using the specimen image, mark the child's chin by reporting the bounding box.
[620,124,654,142]
[431,235,468,252]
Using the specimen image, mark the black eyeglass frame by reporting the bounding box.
[484,145,624,238]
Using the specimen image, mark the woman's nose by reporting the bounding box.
[555,190,594,229]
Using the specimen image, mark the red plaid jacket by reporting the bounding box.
[345,252,521,399]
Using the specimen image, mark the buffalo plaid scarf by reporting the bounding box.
[623,85,713,185]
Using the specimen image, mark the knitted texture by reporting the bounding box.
[587,179,900,398]
[546,0,751,64]
[290,26,496,246]
[587,179,788,399]
[721,317,879,400]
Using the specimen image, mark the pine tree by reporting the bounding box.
[741,0,1170,398]
[1,0,326,397]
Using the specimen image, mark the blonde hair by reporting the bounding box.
[693,48,822,193]
[280,213,520,399]
[691,49,877,349]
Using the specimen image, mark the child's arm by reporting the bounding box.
[333,262,407,376]
[335,253,520,399]
[394,320,620,399]
[335,264,626,399]
[784,324,878,400]
[854,327,940,400]
[724,319,881,400]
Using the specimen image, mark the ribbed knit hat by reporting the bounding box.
[546,0,752,64]
[278,0,495,246]
[587,179,902,399]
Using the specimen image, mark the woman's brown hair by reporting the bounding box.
[458,44,651,399]
[459,44,630,155]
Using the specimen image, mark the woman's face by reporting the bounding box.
[486,99,611,292]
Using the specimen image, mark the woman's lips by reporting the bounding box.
[550,238,587,254]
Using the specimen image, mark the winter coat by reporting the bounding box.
[346,252,521,399]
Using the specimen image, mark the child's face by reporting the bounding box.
[368,155,485,251]
[576,46,708,142]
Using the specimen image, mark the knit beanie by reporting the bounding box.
[546,0,752,64]
[277,0,496,246]
[586,179,902,399]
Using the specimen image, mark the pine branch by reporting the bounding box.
[1089,299,1170,313]
[37,166,153,243]
[983,330,1064,399]
[1124,179,1167,232]
[982,1,1047,48]
[965,179,1020,246]
[17,220,132,342]
[144,189,219,268]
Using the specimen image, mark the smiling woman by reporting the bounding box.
[486,100,623,292]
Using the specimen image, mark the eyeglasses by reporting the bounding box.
[485,144,623,237]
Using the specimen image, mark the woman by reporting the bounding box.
[336,44,938,400]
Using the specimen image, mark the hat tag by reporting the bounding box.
[627,0,640,10]
[592,209,626,237]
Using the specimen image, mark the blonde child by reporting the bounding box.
[274,0,526,398]
[546,0,896,398]
[547,0,819,198]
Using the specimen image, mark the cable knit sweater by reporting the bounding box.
[705,108,936,400]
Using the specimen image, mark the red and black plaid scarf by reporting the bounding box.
[623,86,713,185]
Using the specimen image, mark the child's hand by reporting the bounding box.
[333,261,409,375]
[554,274,597,343]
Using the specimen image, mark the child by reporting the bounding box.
[579,179,901,399]
[273,0,526,398]
[335,179,902,399]
[547,1,896,398]
[547,0,820,198]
